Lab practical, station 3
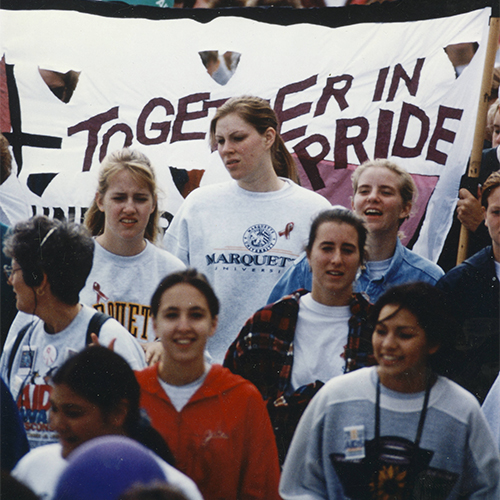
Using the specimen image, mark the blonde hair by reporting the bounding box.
[210,96,299,183]
[351,159,416,226]
[84,148,159,242]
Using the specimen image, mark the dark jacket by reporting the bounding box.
[438,148,498,271]
[437,246,499,402]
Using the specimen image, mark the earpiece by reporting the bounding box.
[23,268,43,287]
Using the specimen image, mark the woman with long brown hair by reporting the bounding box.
[163,96,331,362]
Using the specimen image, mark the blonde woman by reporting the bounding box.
[81,149,185,363]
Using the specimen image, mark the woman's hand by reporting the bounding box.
[143,341,164,365]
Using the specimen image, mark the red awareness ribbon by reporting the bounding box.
[279,222,294,239]
[93,282,108,303]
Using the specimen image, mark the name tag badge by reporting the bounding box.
[343,425,365,460]
[18,346,37,375]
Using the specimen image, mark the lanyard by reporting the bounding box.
[375,374,432,448]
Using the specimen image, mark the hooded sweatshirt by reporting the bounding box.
[136,364,281,500]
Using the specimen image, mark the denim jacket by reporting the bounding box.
[267,238,444,304]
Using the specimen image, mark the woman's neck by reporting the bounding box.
[158,357,207,387]
[366,231,398,262]
[237,165,285,193]
[96,234,147,257]
[377,366,435,394]
[40,301,82,334]
[311,285,353,307]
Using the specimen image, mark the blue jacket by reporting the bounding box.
[436,246,499,402]
[268,238,444,304]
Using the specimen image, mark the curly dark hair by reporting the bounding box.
[3,215,94,305]
[369,282,459,374]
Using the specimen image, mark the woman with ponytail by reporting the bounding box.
[163,96,331,362]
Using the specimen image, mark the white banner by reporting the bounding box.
[0,6,491,260]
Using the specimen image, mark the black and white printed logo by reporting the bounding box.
[243,224,277,253]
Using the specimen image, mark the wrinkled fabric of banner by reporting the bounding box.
[0,6,490,260]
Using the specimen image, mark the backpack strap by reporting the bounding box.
[85,311,112,345]
[7,323,31,383]
[6,312,112,384]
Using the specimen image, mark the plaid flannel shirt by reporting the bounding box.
[223,289,374,463]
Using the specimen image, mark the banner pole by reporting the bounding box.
[456,2,500,265]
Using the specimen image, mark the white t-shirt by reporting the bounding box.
[163,179,331,362]
[158,364,210,412]
[80,240,185,342]
[365,257,392,281]
[12,442,203,500]
[291,294,350,392]
[0,306,146,448]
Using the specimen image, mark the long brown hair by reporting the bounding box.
[210,96,299,183]
[84,148,159,243]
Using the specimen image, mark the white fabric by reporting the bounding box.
[80,240,185,342]
[164,179,331,362]
[281,367,500,500]
[0,8,491,264]
[12,442,204,500]
[323,0,348,6]
[0,306,146,448]
[158,364,210,412]
[365,257,391,281]
[291,294,350,392]
[482,373,500,451]
[0,173,33,227]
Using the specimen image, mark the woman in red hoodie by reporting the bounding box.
[136,269,281,500]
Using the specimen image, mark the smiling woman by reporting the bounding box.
[280,282,500,500]
[81,149,185,361]
[224,208,374,463]
[268,158,444,305]
[136,269,281,500]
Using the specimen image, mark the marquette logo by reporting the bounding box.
[206,253,293,267]
[243,224,277,253]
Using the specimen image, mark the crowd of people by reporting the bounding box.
[1,94,500,499]
[95,0,397,11]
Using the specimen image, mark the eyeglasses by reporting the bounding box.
[3,265,22,280]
